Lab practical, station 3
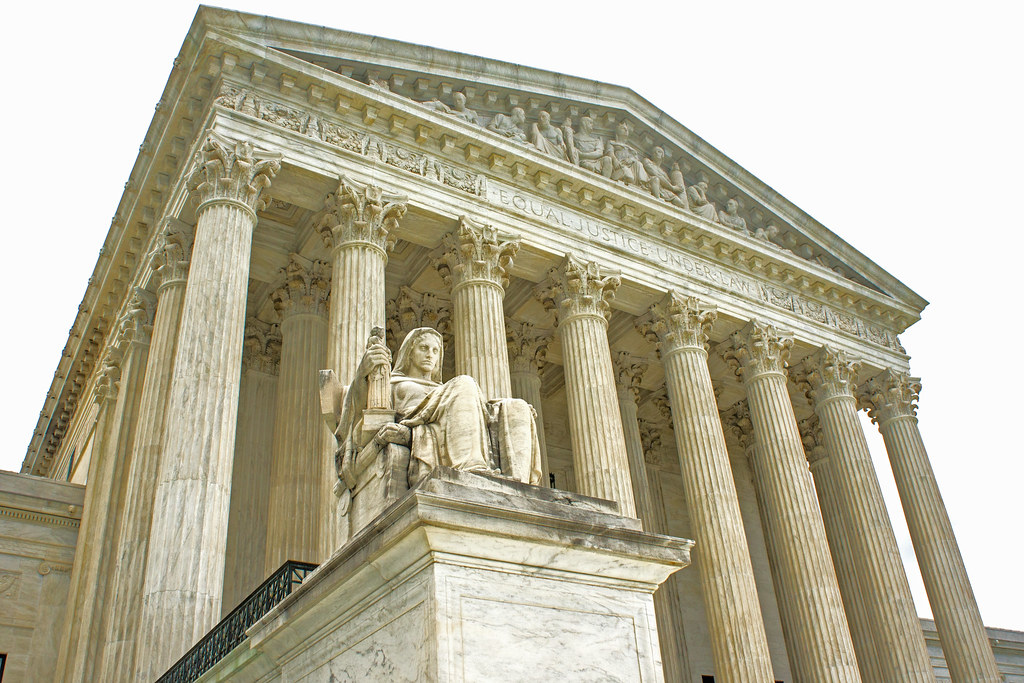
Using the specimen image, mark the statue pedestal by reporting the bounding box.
[206,468,693,682]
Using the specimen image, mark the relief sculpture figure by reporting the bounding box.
[486,106,528,143]
[530,111,569,161]
[719,198,747,231]
[605,121,649,188]
[642,147,689,209]
[686,179,720,222]
[335,327,543,489]
[572,115,612,176]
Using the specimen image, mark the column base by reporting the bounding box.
[205,468,693,682]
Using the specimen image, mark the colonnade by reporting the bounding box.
[56,134,999,683]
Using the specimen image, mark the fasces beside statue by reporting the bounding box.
[330,327,543,496]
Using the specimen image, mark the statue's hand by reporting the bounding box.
[356,342,391,381]
[374,422,411,447]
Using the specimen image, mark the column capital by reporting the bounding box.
[434,216,519,291]
[386,287,452,353]
[645,387,674,428]
[720,400,755,452]
[186,133,281,214]
[150,219,194,288]
[797,414,828,468]
[794,345,861,408]
[242,318,282,375]
[859,369,922,425]
[635,291,716,354]
[115,288,156,349]
[94,351,122,405]
[506,320,553,375]
[271,254,330,319]
[535,254,620,324]
[638,418,663,467]
[720,319,793,380]
[612,352,646,404]
[316,175,407,255]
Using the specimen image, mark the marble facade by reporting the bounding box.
[9,6,1014,683]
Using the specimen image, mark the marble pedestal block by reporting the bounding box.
[204,468,693,682]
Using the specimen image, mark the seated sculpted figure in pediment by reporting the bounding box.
[336,327,543,489]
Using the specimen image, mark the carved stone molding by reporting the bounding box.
[151,219,194,286]
[115,287,156,349]
[242,318,282,375]
[506,320,552,375]
[433,216,519,291]
[271,254,330,319]
[612,352,646,404]
[315,175,408,254]
[636,291,716,355]
[37,560,73,575]
[859,369,922,425]
[535,254,620,324]
[720,400,755,452]
[720,320,793,380]
[186,133,281,213]
[795,345,861,408]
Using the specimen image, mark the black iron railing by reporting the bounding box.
[157,560,318,683]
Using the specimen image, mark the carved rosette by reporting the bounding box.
[613,352,647,404]
[434,216,519,291]
[150,220,194,287]
[242,319,282,375]
[271,254,330,319]
[721,320,794,380]
[859,369,922,425]
[636,291,717,355]
[638,419,663,466]
[535,254,620,324]
[186,134,281,213]
[316,175,407,254]
[115,288,156,349]
[506,320,553,375]
[719,400,755,452]
[797,414,828,468]
[796,345,861,408]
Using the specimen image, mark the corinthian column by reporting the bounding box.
[861,370,1000,683]
[265,255,331,571]
[316,176,406,556]
[434,216,518,399]
[612,352,658,528]
[101,221,192,682]
[721,322,860,683]
[636,292,774,683]
[507,320,552,484]
[536,255,636,517]
[59,291,154,683]
[137,134,280,680]
[797,414,885,683]
[800,348,934,682]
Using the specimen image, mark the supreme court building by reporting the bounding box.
[3,6,1022,683]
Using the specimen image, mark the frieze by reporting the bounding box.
[488,181,901,352]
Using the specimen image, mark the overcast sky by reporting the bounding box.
[2,1,1020,632]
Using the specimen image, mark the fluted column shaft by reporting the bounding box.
[266,308,328,570]
[724,323,860,682]
[509,369,549,483]
[102,237,190,682]
[803,352,934,682]
[613,355,658,528]
[508,321,552,486]
[136,136,279,680]
[801,421,885,683]
[639,293,774,683]
[865,371,1000,683]
[328,241,386,383]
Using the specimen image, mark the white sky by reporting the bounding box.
[2,1,1021,632]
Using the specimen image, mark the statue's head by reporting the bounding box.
[393,327,444,383]
[453,91,467,108]
[511,107,526,124]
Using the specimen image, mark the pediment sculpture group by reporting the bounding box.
[370,79,749,233]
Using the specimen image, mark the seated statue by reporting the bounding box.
[486,107,528,143]
[605,121,649,188]
[642,147,688,209]
[718,198,747,231]
[334,327,543,491]
[447,91,479,125]
[530,111,569,161]
[572,115,612,176]
[686,180,719,222]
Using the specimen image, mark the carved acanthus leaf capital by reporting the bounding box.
[797,414,828,467]
[115,288,156,349]
[636,291,717,354]
[434,216,519,290]
[646,388,674,428]
[150,219,194,286]
[385,287,452,354]
[720,400,755,452]
[316,175,407,254]
[535,254,620,324]
[613,352,647,404]
[506,320,553,375]
[94,350,122,404]
[638,418,663,466]
[271,254,330,319]
[720,320,794,380]
[858,369,922,425]
[242,319,282,375]
[186,133,281,212]
[796,345,861,407]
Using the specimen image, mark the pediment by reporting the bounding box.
[198,7,925,315]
